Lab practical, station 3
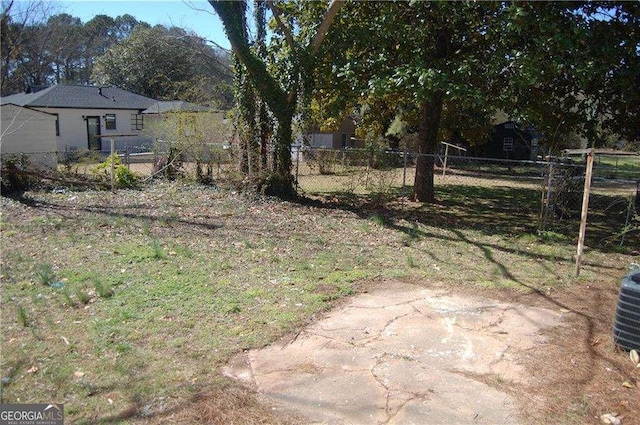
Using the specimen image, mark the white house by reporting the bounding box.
[0,85,157,153]
[0,103,58,169]
[297,116,360,149]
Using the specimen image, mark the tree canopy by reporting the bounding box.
[1,1,151,94]
[3,0,636,202]
[1,1,233,108]
[91,25,232,106]
[312,1,640,201]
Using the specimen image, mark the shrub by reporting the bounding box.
[95,154,138,188]
[0,154,36,194]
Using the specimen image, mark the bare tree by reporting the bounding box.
[1,0,57,94]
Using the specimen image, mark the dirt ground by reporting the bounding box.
[491,279,640,425]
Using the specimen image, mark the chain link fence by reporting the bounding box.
[2,144,638,248]
[294,147,639,247]
[0,139,236,187]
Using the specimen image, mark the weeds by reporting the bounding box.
[538,230,570,243]
[369,212,385,226]
[16,305,29,327]
[141,220,151,236]
[92,278,114,299]
[61,289,76,308]
[35,263,55,286]
[1,182,637,424]
[75,288,91,305]
[150,240,167,260]
[226,304,242,314]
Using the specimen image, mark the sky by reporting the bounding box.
[55,0,230,49]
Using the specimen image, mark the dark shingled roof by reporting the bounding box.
[0,85,157,110]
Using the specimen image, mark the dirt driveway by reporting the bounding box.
[222,281,568,424]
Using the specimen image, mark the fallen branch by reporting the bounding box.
[1,167,108,189]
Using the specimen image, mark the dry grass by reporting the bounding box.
[145,384,301,425]
[1,177,638,424]
[508,282,640,424]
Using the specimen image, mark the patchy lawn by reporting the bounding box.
[1,180,638,424]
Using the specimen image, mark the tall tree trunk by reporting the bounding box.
[235,62,254,175]
[259,102,269,170]
[263,107,296,198]
[413,93,443,203]
[210,0,343,199]
[413,26,448,203]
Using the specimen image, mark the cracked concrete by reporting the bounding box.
[222,282,563,424]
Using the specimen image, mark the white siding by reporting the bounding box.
[0,104,57,169]
[35,107,151,151]
[311,133,333,148]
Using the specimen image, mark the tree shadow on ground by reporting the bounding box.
[297,185,639,424]
[299,182,638,255]
[4,192,222,234]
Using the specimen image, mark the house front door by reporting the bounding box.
[86,116,101,150]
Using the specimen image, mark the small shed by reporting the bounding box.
[486,120,537,160]
[299,116,360,149]
[0,103,58,169]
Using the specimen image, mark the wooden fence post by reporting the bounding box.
[575,149,594,277]
[442,143,449,177]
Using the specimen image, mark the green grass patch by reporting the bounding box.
[74,287,92,305]
[369,212,386,226]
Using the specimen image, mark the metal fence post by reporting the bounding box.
[110,137,115,192]
[295,145,300,186]
[402,149,408,199]
[540,162,554,231]
[442,143,449,177]
[620,195,634,248]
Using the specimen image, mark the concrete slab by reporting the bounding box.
[222,282,563,424]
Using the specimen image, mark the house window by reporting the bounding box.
[505,122,515,129]
[503,137,514,152]
[105,114,116,130]
[131,114,143,130]
[54,114,60,136]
